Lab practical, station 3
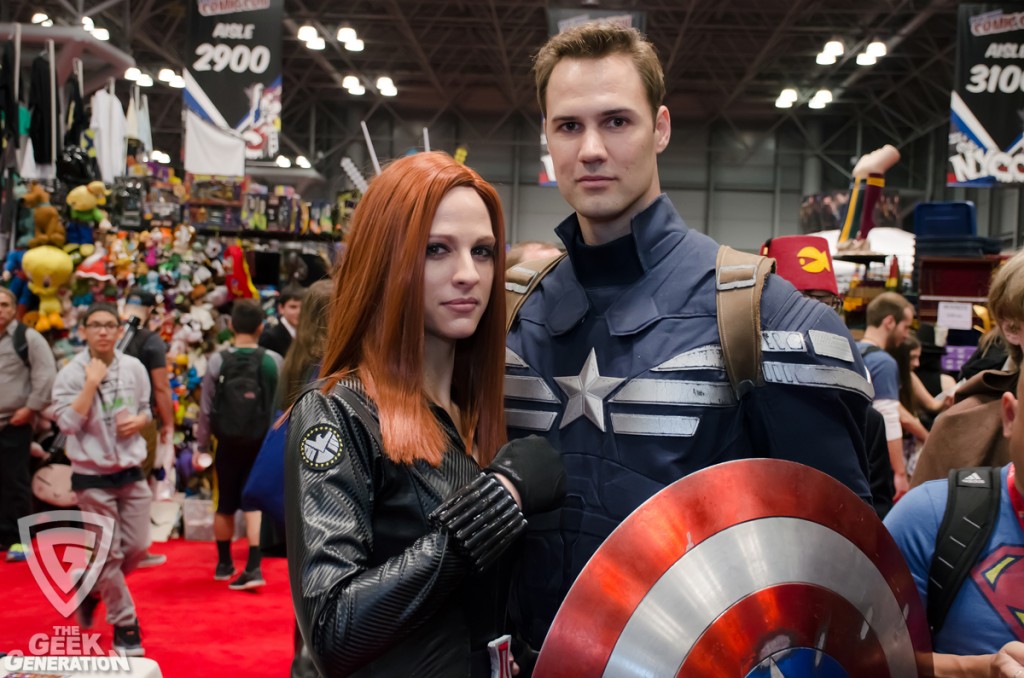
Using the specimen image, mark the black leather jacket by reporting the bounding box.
[285,381,510,677]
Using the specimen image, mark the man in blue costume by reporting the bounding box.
[505,22,873,656]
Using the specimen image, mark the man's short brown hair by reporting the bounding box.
[533,22,665,123]
[866,292,912,328]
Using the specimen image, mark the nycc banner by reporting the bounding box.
[539,9,646,185]
[186,0,282,161]
[948,5,1024,186]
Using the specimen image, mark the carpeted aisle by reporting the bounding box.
[0,539,294,677]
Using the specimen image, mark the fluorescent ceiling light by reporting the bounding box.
[137,74,154,87]
[856,52,877,66]
[92,27,109,41]
[307,37,326,50]
[295,155,312,169]
[815,51,836,65]
[824,40,844,56]
[124,67,141,81]
[813,89,832,103]
[381,87,397,97]
[779,88,798,102]
[342,75,359,89]
[866,41,887,58]
[337,26,357,43]
[349,84,365,95]
[297,25,317,42]
[808,99,826,109]
[158,68,176,82]
[275,156,292,168]
[376,76,393,89]
[345,39,364,52]
[775,97,793,109]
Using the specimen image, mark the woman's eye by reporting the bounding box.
[472,246,495,259]
[426,243,447,256]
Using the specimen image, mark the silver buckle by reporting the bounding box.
[716,264,757,291]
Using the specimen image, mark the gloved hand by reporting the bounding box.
[486,435,565,516]
[429,473,526,571]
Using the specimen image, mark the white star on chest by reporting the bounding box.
[555,349,624,432]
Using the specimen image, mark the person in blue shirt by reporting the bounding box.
[886,365,1024,676]
[504,21,873,658]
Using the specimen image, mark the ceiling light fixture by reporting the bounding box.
[813,89,833,103]
[824,39,844,56]
[158,68,176,82]
[779,88,798,103]
[275,155,292,168]
[31,13,49,24]
[349,84,365,95]
[856,52,877,66]
[137,74,154,87]
[345,39,364,52]
[815,51,836,66]
[866,41,887,58]
[808,99,826,109]
[124,67,141,81]
[295,155,312,169]
[307,36,326,50]
[775,97,793,109]
[337,26,357,43]
[297,25,317,42]
[92,27,109,41]
[342,75,360,89]
[376,76,394,90]
[81,16,95,32]
[169,75,185,88]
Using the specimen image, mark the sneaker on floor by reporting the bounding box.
[76,593,101,629]
[138,552,167,569]
[113,621,144,656]
[5,544,27,562]
[214,562,236,581]
[228,568,266,591]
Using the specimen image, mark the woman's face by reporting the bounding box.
[422,187,496,344]
[910,347,921,370]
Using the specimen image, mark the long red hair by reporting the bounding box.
[321,152,507,466]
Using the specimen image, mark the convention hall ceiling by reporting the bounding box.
[4,0,959,168]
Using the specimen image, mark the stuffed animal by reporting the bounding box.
[65,181,109,253]
[23,183,66,249]
[224,243,257,299]
[2,250,34,314]
[22,245,74,332]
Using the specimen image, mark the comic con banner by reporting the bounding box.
[948,5,1024,186]
[186,0,282,160]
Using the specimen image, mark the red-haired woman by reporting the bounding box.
[284,152,564,678]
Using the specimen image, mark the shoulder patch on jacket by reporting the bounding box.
[299,424,344,470]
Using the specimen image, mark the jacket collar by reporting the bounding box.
[540,195,693,337]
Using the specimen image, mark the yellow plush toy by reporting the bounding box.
[22,245,74,332]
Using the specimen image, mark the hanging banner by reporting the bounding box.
[186,0,282,162]
[539,9,647,185]
[948,4,1024,186]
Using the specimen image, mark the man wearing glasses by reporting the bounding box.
[50,302,153,657]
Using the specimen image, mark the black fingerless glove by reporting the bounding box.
[486,435,566,516]
[429,473,526,572]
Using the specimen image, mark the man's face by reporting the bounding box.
[544,54,670,242]
[281,299,302,327]
[886,306,914,349]
[83,311,121,354]
[0,294,15,332]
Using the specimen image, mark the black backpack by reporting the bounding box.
[211,348,271,443]
[926,466,1002,634]
[12,322,30,367]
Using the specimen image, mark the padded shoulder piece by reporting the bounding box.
[715,245,775,398]
[927,466,1001,634]
[505,253,567,333]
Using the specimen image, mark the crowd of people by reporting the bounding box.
[1,20,1023,678]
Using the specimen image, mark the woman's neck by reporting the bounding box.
[422,334,456,415]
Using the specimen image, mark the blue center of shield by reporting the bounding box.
[744,647,849,678]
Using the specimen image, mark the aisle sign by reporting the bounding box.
[936,301,974,331]
[186,0,283,161]
[948,4,1024,186]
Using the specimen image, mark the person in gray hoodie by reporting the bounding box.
[50,302,152,657]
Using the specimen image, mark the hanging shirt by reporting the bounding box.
[184,110,245,176]
[89,89,126,184]
[28,55,53,164]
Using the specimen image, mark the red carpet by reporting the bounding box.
[0,539,294,677]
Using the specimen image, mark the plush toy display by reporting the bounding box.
[224,243,257,299]
[21,245,74,332]
[23,183,66,249]
[2,250,34,314]
[65,181,110,253]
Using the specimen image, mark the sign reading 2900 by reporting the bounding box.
[192,43,271,74]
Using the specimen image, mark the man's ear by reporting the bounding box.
[1002,391,1018,439]
[654,105,671,154]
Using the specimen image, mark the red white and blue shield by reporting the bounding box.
[534,459,933,677]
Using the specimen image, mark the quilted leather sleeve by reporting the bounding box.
[284,387,469,677]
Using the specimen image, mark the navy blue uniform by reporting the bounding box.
[505,196,872,647]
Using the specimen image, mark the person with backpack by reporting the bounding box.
[503,23,872,662]
[884,365,1024,676]
[196,298,283,591]
[0,286,56,562]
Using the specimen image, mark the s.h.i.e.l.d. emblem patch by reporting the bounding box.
[300,424,343,470]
